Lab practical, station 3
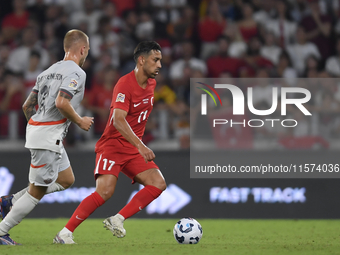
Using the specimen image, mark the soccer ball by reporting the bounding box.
[173,217,203,244]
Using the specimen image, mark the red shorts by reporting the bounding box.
[93,150,159,182]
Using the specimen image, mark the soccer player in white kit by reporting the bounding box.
[0,29,94,245]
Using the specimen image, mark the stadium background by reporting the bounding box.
[1,0,340,219]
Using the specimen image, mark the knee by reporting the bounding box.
[96,186,114,201]
[155,178,167,192]
[61,176,75,189]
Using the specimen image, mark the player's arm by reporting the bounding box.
[113,108,155,162]
[55,91,94,131]
[22,91,38,121]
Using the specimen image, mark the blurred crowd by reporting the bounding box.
[1,0,340,149]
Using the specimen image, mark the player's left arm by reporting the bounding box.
[22,91,38,121]
[113,108,155,163]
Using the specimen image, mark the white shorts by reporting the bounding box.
[28,148,70,186]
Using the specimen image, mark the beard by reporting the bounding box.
[79,57,86,67]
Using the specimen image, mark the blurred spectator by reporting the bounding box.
[167,5,195,43]
[119,9,139,65]
[303,54,322,76]
[70,0,102,35]
[300,0,332,60]
[6,27,49,74]
[270,51,297,85]
[0,45,11,65]
[290,0,309,22]
[325,37,340,77]
[207,35,245,77]
[152,0,186,24]
[91,16,120,68]
[84,67,119,135]
[224,23,247,58]
[27,0,47,29]
[237,2,258,42]
[136,11,155,41]
[287,26,320,75]
[103,1,123,32]
[199,0,226,59]
[253,0,275,26]
[110,0,137,17]
[0,72,25,137]
[24,50,42,96]
[243,36,274,71]
[265,0,297,48]
[1,0,29,45]
[169,41,207,80]
[42,22,63,60]
[260,31,282,65]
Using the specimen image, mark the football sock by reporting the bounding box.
[12,183,65,205]
[0,191,39,236]
[12,187,28,204]
[119,185,163,219]
[65,192,105,232]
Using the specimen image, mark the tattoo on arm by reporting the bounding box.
[23,92,38,121]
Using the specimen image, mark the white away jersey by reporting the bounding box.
[25,60,86,153]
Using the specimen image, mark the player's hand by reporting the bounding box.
[79,116,94,131]
[138,144,155,163]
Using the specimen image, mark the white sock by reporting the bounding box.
[12,183,65,205]
[12,187,29,204]
[60,227,72,235]
[0,191,39,236]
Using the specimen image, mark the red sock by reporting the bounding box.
[65,192,105,232]
[119,185,163,219]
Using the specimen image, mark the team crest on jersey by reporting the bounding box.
[69,79,78,88]
[116,93,125,103]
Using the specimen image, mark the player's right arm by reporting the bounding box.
[22,91,38,121]
[113,108,155,163]
[55,92,94,131]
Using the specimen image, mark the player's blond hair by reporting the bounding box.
[63,29,88,51]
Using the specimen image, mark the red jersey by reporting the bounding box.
[95,71,156,153]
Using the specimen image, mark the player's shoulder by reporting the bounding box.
[115,71,134,88]
[62,61,86,78]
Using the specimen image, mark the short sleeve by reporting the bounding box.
[59,72,85,99]
[32,81,39,94]
[111,81,131,112]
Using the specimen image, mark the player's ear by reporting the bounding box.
[80,45,85,56]
[138,55,144,66]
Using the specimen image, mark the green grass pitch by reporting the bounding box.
[1,219,340,255]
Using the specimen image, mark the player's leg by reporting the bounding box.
[54,152,120,244]
[103,157,166,238]
[119,168,166,219]
[0,149,60,245]
[1,149,73,219]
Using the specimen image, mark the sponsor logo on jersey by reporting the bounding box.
[69,79,78,88]
[134,102,141,107]
[116,93,125,103]
[44,178,53,184]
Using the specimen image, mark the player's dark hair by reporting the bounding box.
[133,41,161,63]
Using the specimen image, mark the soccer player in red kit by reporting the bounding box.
[53,41,166,244]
